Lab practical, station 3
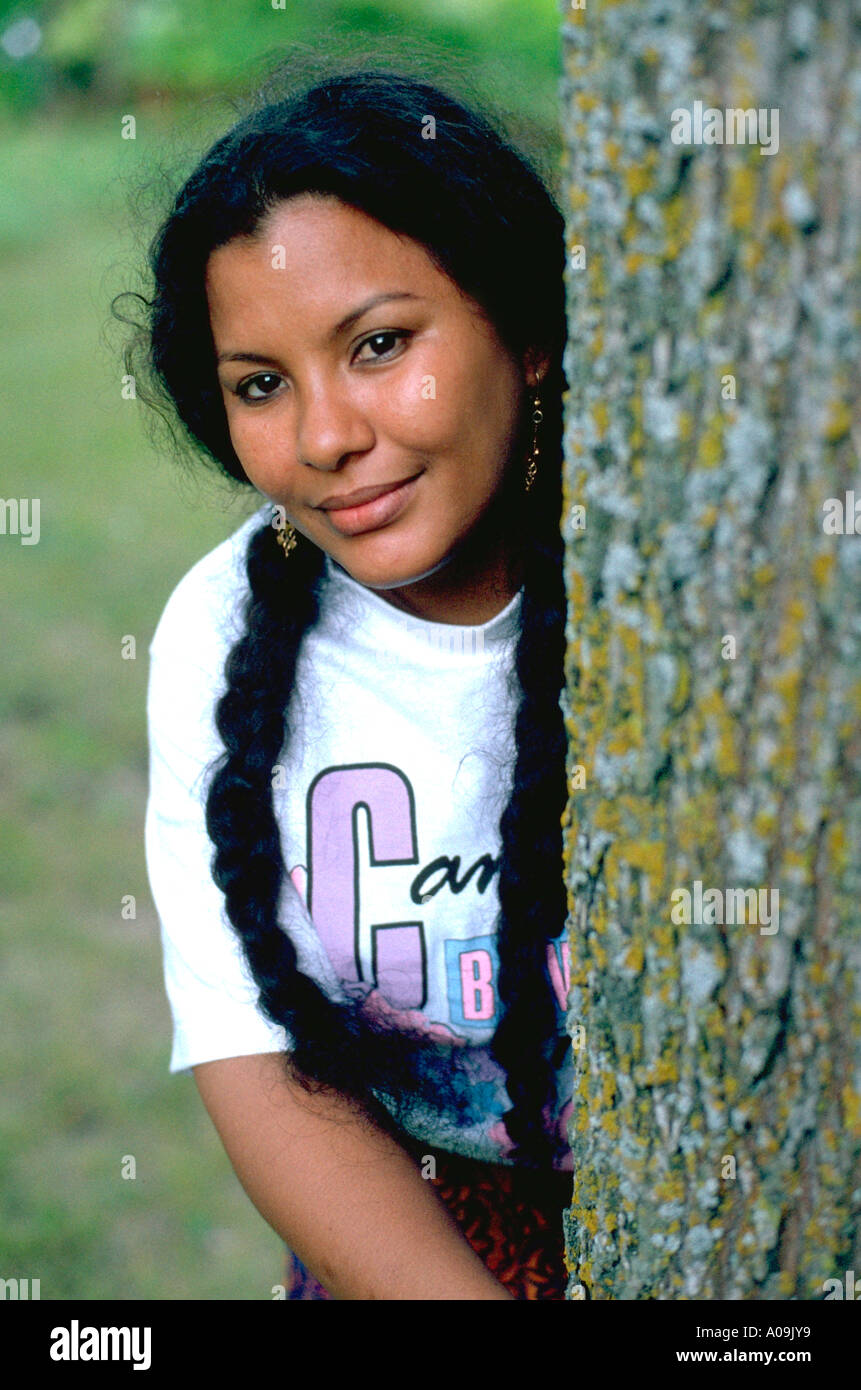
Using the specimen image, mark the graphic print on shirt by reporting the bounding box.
[286,762,570,1042]
[301,762,426,1009]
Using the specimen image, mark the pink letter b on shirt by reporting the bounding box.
[459,949,495,1020]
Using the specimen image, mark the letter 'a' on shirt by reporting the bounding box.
[145,505,574,1168]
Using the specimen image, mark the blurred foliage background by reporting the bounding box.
[0,0,562,1298]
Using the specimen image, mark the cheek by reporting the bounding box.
[224,408,290,486]
[387,355,498,450]
[379,359,454,444]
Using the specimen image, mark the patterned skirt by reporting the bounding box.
[283,1144,572,1300]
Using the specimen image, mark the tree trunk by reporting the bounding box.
[559,0,861,1299]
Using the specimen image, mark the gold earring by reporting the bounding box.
[274,511,297,558]
[525,385,543,492]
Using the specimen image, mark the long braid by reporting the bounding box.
[486,355,569,1168]
[204,523,330,1060]
[492,526,569,1167]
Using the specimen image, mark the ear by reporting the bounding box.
[522,345,552,391]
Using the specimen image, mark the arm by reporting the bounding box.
[193,1051,516,1301]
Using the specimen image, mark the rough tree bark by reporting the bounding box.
[558,0,860,1299]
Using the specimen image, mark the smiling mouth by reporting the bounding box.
[318,474,423,511]
[318,474,422,536]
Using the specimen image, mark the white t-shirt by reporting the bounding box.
[146,505,573,1167]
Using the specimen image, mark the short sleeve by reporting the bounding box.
[145,554,297,1073]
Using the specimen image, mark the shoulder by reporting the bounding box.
[149,505,270,665]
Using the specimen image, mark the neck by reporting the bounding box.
[380,549,523,625]
[377,500,524,626]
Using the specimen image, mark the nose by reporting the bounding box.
[295,375,376,472]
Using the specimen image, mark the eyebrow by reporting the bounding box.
[215,291,424,366]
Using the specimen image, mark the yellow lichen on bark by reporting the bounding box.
[561,0,861,1300]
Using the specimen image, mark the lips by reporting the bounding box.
[318,476,421,511]
[319,473,421,537]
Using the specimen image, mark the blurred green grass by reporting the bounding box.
[0,25,562,1299]
[0,107,269,1299]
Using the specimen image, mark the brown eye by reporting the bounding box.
[354,330,409,362]
[237,373,283,401]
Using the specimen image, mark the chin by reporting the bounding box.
[331,541,452,593]
[344,564,442,594]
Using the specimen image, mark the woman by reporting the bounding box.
[127,57,573,1300]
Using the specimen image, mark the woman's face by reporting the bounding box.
[206,194,544,621]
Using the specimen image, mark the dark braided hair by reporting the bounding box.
[122,54,569,1167]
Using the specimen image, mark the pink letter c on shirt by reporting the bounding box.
[306,764,420,992]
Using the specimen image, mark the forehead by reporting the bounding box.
[205,193,463,329]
